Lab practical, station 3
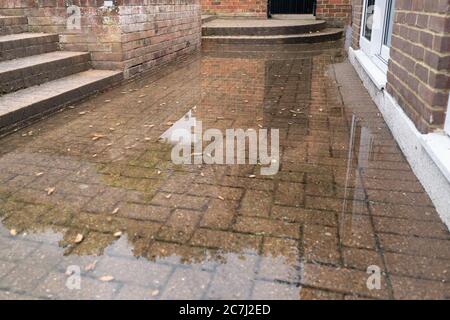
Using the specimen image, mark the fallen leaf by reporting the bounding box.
[99,275,114,282]
[74,233,84,243]
[84,260,98,272]
[151,290,160,297]
[45,187,55,195]
[92,133,105,141]
[10,229,17,236]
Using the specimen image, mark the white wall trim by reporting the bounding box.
[352,48,387,90]
[349,47,450,229]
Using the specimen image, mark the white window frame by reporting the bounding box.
[360,0,394,74]
[445,95,450,136]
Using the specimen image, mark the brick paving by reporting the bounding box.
[0,42,449,300]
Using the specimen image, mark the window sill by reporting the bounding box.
[422,132,450,183]
[353,49,387,90]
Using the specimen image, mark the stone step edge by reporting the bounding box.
[0,70,124,137]
[202,21,326,36]
[202,28,343,44]
[0,52,92,94]
[0,33,60,62]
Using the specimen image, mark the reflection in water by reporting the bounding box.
[1,43,446,300]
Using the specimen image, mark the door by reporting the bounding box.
[269,0,315,15]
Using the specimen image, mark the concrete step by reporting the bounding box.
[0,33,59,62]
[0,16,28,36]
[0,69,123,135]
[0,51,91,94]
[201,15,217,24]
[202,28,343,45]
[202,19,326,36]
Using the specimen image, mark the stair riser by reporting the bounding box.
[0,17,28,35]
[0,72,123,136]
[202,31,343,45]
[0,54,92,94]
[0,35,59,62]
[202,22,326,36]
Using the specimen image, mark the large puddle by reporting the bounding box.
[0,43,448,300]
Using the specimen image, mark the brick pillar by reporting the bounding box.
[316,0,352,27]
[386,0,450,133]
[351,0,363,49]
[0,0,202,78]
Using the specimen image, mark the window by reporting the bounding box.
[360,0,396,72]
[363,0,375,41]
[383,0,395,47]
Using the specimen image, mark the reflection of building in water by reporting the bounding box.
[197,56,266,130]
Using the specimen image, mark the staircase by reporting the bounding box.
[202,17,343,45]
[0,16,123,135]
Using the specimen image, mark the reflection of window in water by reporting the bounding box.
[364,0,375,41]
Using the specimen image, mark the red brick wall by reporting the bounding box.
[386,0,450,133]
[316,0,352,27]
[350,0,363,49]
[0,0,202,78]
[201,0,267,17]
[118,1,201,78]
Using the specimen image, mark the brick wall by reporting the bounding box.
[0,0,202,78]
[118,1,201,78]
[316,0,352,27]
[201,0,267,17]
[351,0,363,49]
[386,0,450,133]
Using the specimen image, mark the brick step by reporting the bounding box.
[202,28,343,45]
[202,20,326,36]
[0,16,28,35]
[0,69,123,135]
[0,51,91,94]
[201,15,217,24]
[0,33,59,62]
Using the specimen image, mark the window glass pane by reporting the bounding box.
[364,0,376,41]
[384,0,396,46]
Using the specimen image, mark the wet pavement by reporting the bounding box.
[0,42,449,300]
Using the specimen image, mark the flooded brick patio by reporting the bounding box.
[0,42,448,300]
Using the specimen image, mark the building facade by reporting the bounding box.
[201,0,352,27]
[349,0,450,224]
[0,0,202,78]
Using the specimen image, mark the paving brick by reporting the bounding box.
[157,209,202,243]
[302,263,390,299]
[200,199,238,229]
[160,267,212,300]
[233,216,301,239]
[252,280,300,299]
[239,190,272,217]
[390,275,450,300]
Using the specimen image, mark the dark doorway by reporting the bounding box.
[269,0,316,15]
